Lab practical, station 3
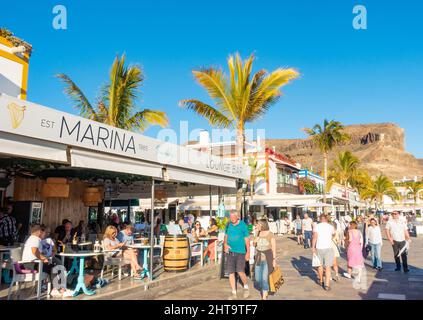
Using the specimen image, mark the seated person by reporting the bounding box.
[191,220,207,242]
[40,226,62,265]
[206,218,219,261]
[117,224,135,245]
[178,218,190,234]
[56,221,76,249]
[22,224,73,297]
[103,225,142,279]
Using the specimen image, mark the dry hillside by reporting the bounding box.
[266,123,423,180]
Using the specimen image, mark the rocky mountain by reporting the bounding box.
[266,123,423,180]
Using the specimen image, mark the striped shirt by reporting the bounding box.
[0,215,18,240]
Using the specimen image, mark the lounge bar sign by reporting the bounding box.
[0,94,249,180]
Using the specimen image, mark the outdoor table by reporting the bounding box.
[0,245,20,285]
[59,251,103,296]
[127,244,161,279]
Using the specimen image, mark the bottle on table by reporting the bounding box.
[94,240,101,253]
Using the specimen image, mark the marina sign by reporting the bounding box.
[0,94,249,180]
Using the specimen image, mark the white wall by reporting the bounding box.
[0,55,23,99]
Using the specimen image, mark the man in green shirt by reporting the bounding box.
[224,210,250,299]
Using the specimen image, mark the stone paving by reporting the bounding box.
[2,234,422,300]
[150,234,423,300]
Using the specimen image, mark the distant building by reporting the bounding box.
[383,177,423,215]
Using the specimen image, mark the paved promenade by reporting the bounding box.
[149,234,423,300]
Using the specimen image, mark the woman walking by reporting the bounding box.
[343,221,364,282]
[366,218,383,270]
[253,219,277,300]
[331,222,341,281]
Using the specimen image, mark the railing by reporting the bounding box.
[276,183,300,194]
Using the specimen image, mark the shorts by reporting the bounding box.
[317,248,334,267]
[226,252,246,274]
[296,229,302,236]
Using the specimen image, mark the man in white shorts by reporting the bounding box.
[312,214,335,291]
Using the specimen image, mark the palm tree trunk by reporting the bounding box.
[236,123,245,216]
[323,152,328,213]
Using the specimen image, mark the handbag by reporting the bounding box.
[312,253,321,267]
[269,266,284,293]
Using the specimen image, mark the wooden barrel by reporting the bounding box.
[163,235,189,272]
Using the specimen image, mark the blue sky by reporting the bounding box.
[2,0,423,157]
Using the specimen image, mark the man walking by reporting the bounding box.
[302,213,313,249]
[386,211,411,273]
[224,210,250,300]
[312,214,335,291]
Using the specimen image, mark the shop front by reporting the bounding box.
[0,93,250,280]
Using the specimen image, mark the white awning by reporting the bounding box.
[166,166,236,188]
[0,131,68,163]
[69,148,163,179]
[178,196,236,211]
[298,203,332,208]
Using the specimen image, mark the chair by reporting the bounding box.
[153,236,165,264]
[100,241,132,281]
[7,247,51,300]
[188,238,203,268]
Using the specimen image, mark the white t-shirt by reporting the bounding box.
[302,218,313,231]
[367,226,383,245]
[386,219,407,242]
[22,235,42,263]
[314,222,335,249]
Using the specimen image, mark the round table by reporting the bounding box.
[127,244,161,279]
[59,251,103,296]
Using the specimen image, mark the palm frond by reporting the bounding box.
[191,68,235,120]
[127,109,168,132]
[56,73,98,120]
[179,99,232,128]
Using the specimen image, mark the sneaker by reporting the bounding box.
[62,290,75,297]
[404,269,410,273]
[228,291,237,300]
[343,272,352,279]
[394,268,401,272]
[133,274,144,280]
[49,289,62,297]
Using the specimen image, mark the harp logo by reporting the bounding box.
[7,102,26,129]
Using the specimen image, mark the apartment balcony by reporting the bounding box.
[277,183,301,195]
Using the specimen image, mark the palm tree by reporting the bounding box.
[303,120,350,206]
[247,156,266,199]
[180,53,299,211]
[361,174,399,214]
[405,181,423,214]
[57,54,168,132]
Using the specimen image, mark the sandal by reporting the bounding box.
[324,286,331,291]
